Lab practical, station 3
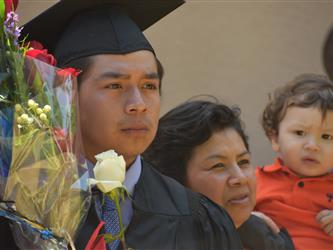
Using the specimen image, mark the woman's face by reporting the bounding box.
[186,128,256,228]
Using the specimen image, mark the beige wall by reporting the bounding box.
[18,1,333,166]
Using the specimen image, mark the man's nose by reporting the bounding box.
[125,87,147,114]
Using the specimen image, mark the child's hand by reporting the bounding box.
[316,209,333,236]
[252,211,280,234]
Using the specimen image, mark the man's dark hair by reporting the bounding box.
[144,100,249,184]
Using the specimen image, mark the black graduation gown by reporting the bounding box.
[76,160,243,249]
[0,160,243,249]
[0,217,18,250]
[237,214,295,250]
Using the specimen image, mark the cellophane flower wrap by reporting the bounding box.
[0,2,90,249]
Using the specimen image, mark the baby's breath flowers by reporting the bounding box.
[14,104,22,112]
[36,107,43,114]
[43,105,51,113]
[15,99,52,132]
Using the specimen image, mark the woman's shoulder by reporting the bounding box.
[238,214,295,250]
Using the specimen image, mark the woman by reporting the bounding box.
[144,100,294,250]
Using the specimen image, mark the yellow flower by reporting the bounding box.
[27,99,39,111]
[20,114,29,123]
[39,113,47,121]
[36,108,43,115]
[43,105,51,113]
[16,116,23,124]
[33,102,39,109]
[89,150,126,193]
[27,99,35,108]
[15,104,22,113]
[27,117,34,124]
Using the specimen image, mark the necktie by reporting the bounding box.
[102,195,121,250]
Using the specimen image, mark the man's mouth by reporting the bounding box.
[121,124,149,134]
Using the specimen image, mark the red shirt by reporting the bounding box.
[255,158,333,250]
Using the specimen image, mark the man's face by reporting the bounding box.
[271,106,333,177]
[186,128,256,228]
[79,51,160,167]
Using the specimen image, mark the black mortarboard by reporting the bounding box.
[323,27,333,80]
[21,0,184,66]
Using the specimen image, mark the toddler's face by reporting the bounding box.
[271,106,333,177]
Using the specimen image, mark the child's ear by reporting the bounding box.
[269,131,280,152]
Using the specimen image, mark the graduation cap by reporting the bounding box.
[323,27,333,80]
[21,0,185,66]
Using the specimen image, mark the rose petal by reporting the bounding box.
[26,49,57,66]
[96,181,122,193]
[57,68,81,78]
[28,40,44,50]
[95,150,118,161]
[94,158,125,183]
[4,0,18,15]
[89,179,123,193]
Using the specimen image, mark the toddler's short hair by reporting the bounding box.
[262,74,333,137]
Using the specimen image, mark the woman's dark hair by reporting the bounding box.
[144,100,249,184]
[60,55,164,91]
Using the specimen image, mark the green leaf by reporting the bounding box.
[0,94,10,103]
[0,0,5,21]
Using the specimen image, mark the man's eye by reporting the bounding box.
[143,83,157,90]
[295,130,305,136]
[107,83,122,89]
[210,163,225,169]
[322,134,333,140]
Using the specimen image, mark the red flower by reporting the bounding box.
[26,49,57,66]
[57,68,81,78]
[4,0,18,15]
[27,40,44,50]
[53,128,69,152]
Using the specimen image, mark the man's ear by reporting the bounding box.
[268,131,280,152]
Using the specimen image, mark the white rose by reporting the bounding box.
[89,150,126,193]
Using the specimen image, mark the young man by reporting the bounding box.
[1,0,243,249]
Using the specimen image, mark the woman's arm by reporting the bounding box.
[237,214,294,250]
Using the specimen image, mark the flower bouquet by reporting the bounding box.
[0,1,90,249]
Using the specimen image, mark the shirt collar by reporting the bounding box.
[262,158,333,180]
[261,158,286,173]
[123,155,142,196]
